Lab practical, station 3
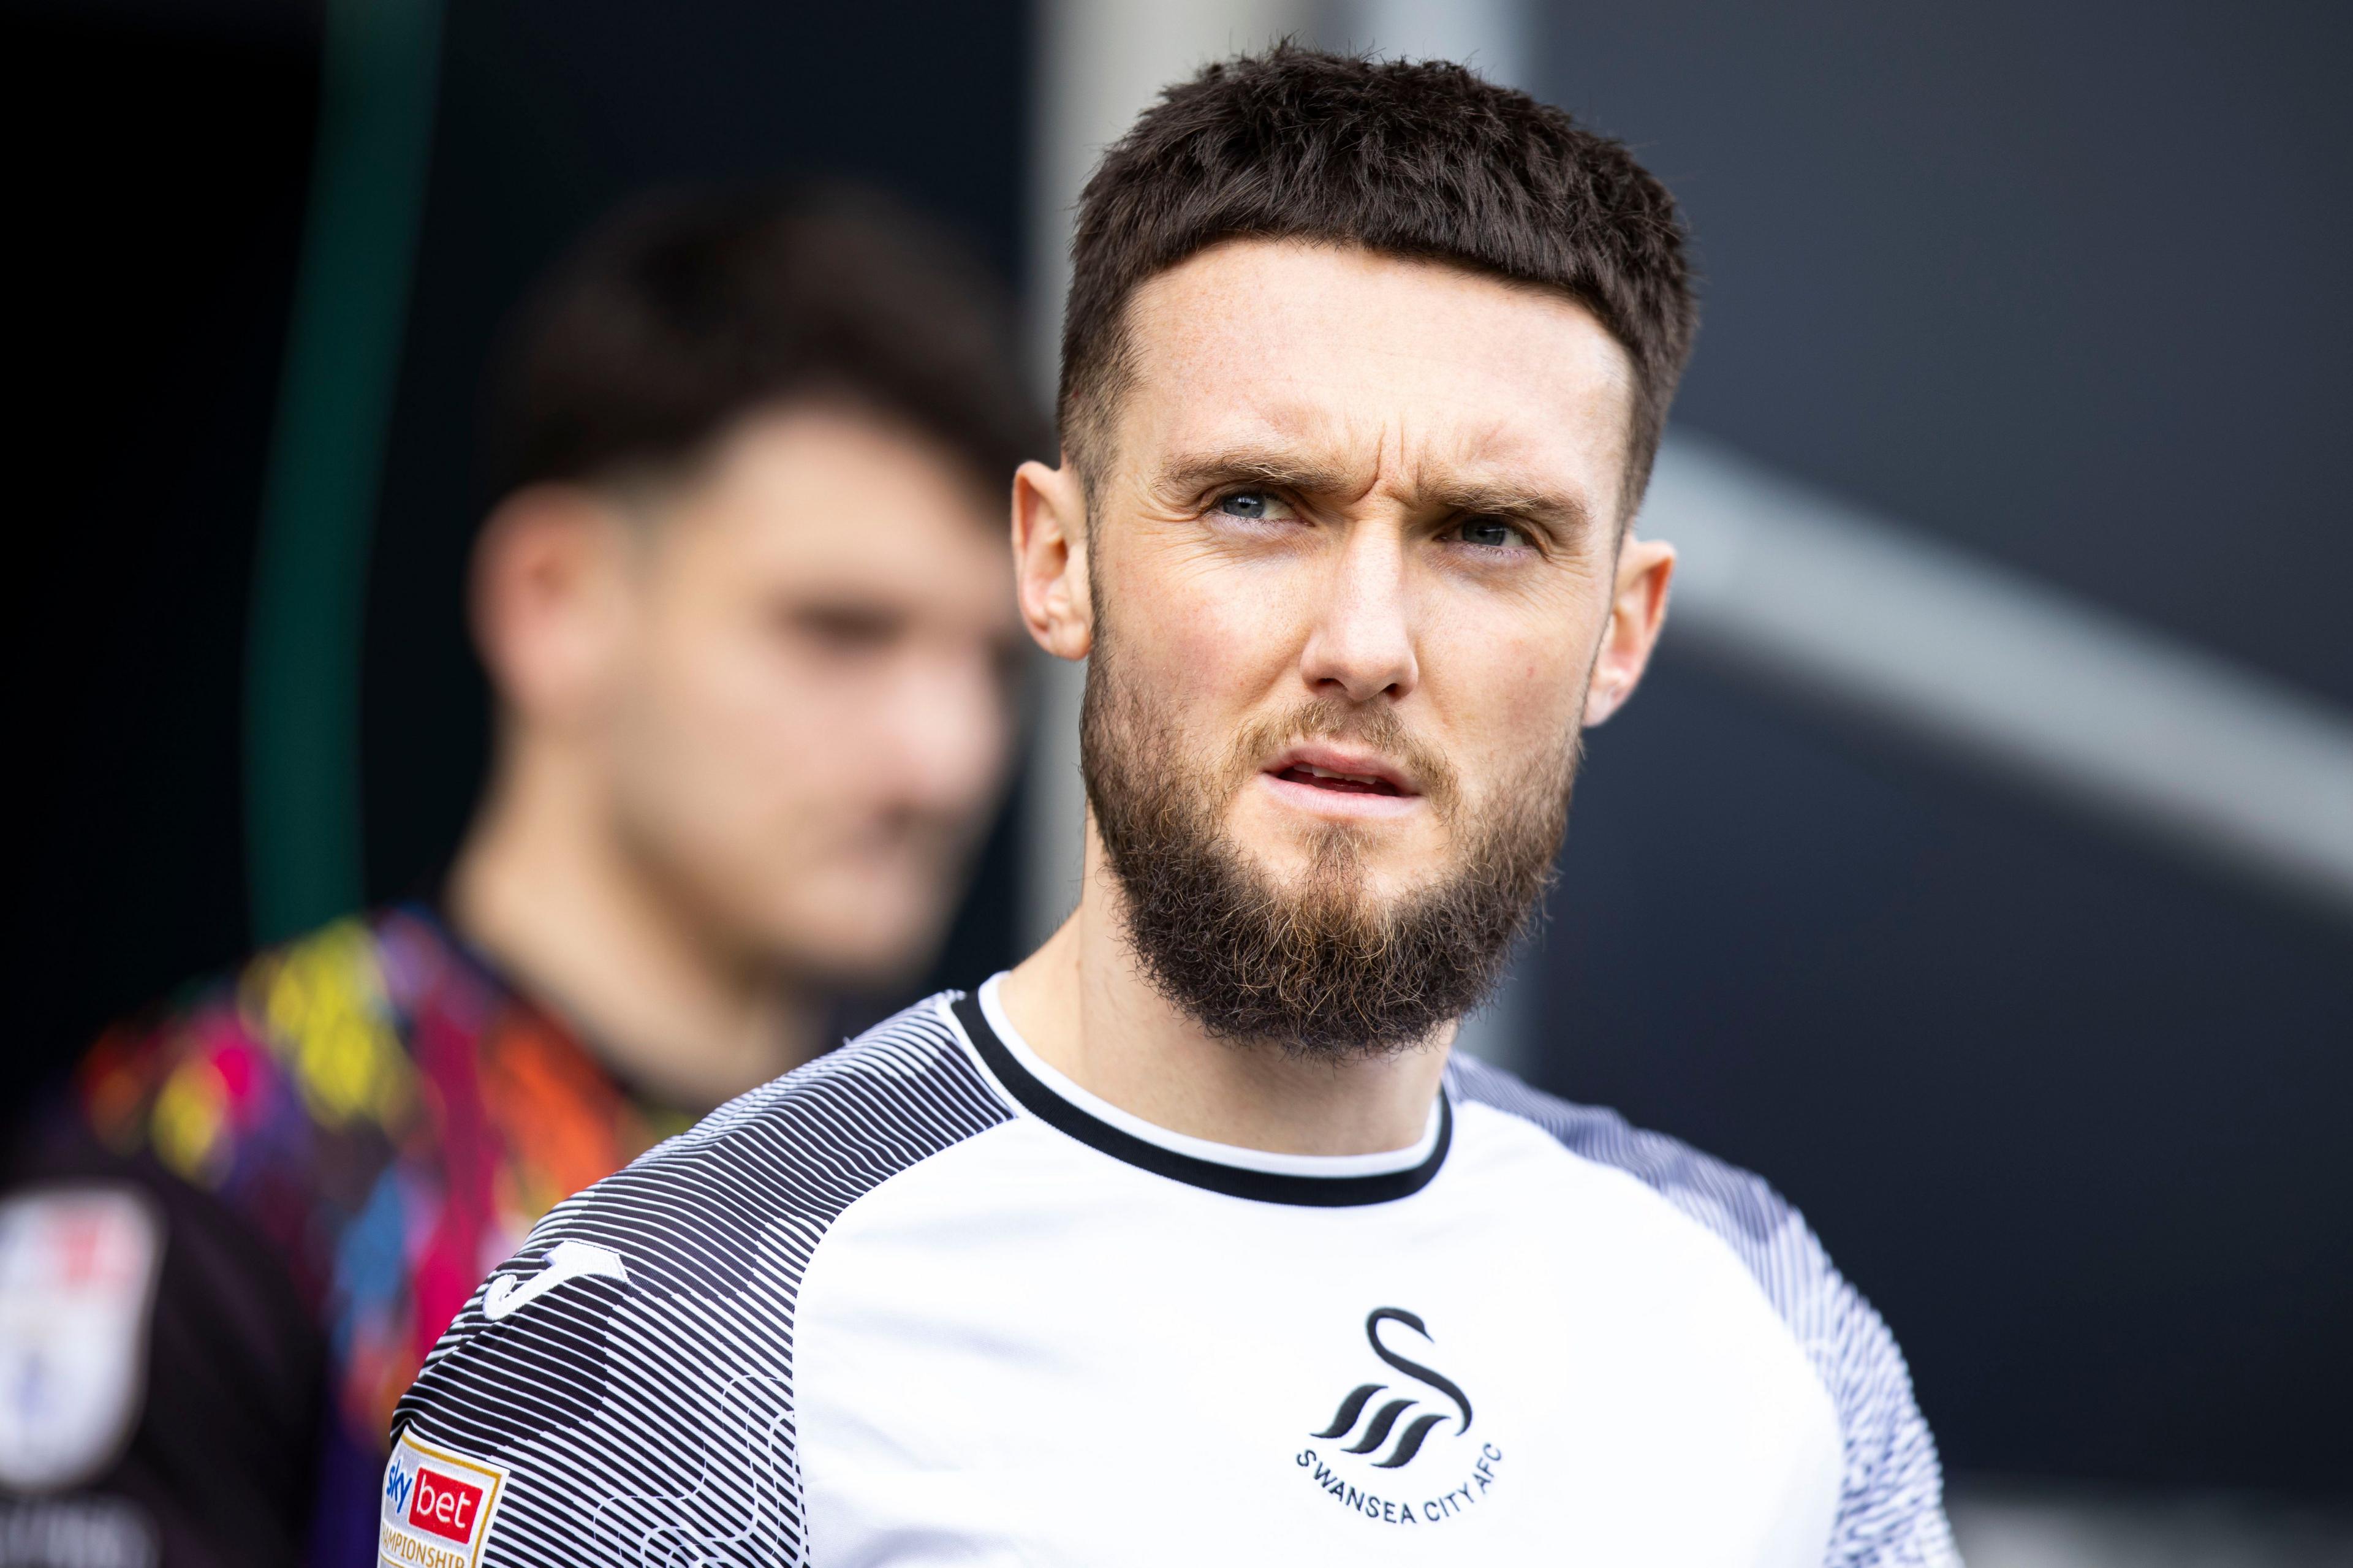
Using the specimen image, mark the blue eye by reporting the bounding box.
[1218,490,1273,519]
[1457,517,1525,548]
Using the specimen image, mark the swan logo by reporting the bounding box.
[1309,1308,1474,1470]
[1294,1308,1504,1526]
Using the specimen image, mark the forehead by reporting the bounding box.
[1112,240,1636,509]
[661,403,1014,623]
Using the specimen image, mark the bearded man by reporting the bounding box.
[388,48,1957,1567]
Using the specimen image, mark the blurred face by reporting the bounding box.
[600,404,1019,985]
[1044,241,1670,1050]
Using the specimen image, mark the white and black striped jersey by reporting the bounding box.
[385,978,1958,1567]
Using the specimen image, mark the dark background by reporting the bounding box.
[1525,0,2352,1498]
[12,0,1031,1086]
[12,0,2351,1504]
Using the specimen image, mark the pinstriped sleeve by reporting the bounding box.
[1445,1053,1960,1567]
[384,1000,1015,1567]
[1768,1210,1958,1566]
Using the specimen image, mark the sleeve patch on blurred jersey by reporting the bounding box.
[381,1428,510,1568]
[0,1186,164,1491]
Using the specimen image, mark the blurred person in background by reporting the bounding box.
[0,186,1040,1567]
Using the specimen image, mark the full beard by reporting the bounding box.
[1080,643,1578,1061]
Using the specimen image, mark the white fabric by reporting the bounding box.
[800,999,1843,1564]
[389,988,1955,1568]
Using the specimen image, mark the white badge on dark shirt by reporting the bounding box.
[0,1186,164,1492]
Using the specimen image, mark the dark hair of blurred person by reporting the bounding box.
[0,185,1042,1567]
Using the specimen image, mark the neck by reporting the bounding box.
[996,825,1452,1157]
[445,740,824,1113]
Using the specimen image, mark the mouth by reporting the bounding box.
[1262,746,1417,800]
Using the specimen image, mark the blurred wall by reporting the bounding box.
[14,0,318,1104]
[1521,0,2353,1497]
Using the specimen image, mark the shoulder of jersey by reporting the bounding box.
[620,990,1006,1210]
[388,994,1015,1549]
[1443,1051,1823,1298]
[77,914,417,1189]
[1441,1051,1957,1540]
[501,1006,1822,1307]
[430,993,1009,1327]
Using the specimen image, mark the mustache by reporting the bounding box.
[1222,699,1464,819]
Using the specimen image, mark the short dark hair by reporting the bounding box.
[1061,46,1696,512]
[487,184,1044,505]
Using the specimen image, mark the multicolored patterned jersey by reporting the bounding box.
[1,904,687,1567]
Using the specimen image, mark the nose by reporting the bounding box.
[1298,523,1419,704]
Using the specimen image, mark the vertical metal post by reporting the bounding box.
[1021,0,1316,952]
[1324,0,1529,83]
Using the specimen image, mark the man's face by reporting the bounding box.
[1043,240,1667,1048]
[599,405,1019,987]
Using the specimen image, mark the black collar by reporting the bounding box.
[949,993,1450,1208]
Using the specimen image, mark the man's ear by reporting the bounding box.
[1011,456,1094,662]
[469,483,635,726]
[1583,533,1675,727]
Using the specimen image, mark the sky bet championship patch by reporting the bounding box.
[381,1428,509,1568]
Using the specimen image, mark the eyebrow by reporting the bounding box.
[1154,446,1598,544]
[1154,448,1361,501]
[1422,479,1597,543]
